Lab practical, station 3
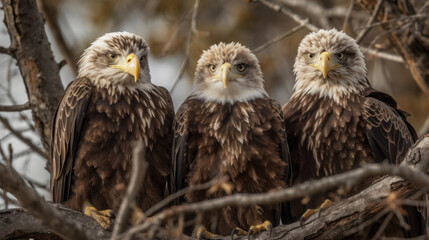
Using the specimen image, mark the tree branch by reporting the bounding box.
[38,0,77,73]
[356,0,385,43]
[253,23,306,53]
[257,0,319,32]
[111,142,148,239]
[0,102,30,112]
[0,46,13,56]
[360,47,404,62]
[0,163,94,240]
[120,135,429,239]
[0,115,47,159]
[169,0,200,93]
[358,0,429,96]
[2,0,64,152]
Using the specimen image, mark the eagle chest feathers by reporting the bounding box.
[70,86,169,211]
[186,98,286,199]
[291,93,373,177]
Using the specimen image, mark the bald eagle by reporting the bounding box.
[50,32,174,229]
[170,42,290,238]
[282,29,420,235]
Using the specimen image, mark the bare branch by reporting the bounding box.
[169,0,200,93]
[2,0,64,152]
[0,162,93,240]
[277,0,331,28]
[360,47,404,62]
[257,0,319,32]
[111,142,148,239]
[356,0,385,43]
[0,102,30,112]
[0,46,13,56]
[38,0,77,73]
[253,23,306,53]
[141,175,229,223]
[122,160,429,237]
[342,0,355,33]
[0,115,47,159]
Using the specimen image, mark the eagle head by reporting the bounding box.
[77,32,151,90]
[293,29,369,101]
[192,42,266,104]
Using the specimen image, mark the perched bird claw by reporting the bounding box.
[109,210,117,218]
[230,228,239,240]
[194,225,218,240]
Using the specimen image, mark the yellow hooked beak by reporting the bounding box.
[110,53,140,82]
[310,52,341,79]
[219,63,233,88]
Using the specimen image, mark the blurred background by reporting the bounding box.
[0,0,428,207]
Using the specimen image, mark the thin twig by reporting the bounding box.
[6,143,13,168]
[370,212,394,240]
[277,0,331,28]
[141,175,229,223]
[111,142,148,239]
[169,0,200,93]
[360,47,403,63]
[23,175,49,191]
[257,0,319,32]
[0,115,47,159]
[356,0,385,44]
[38,0,77,73]
[342,0,355,32]
[0,102,31,112]
[253,23,306,53]
[0,162,93,240]
[120,162,429,237]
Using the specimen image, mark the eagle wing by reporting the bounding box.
[270,99,292,224]
[50,77,92,203]
[364,89,417,165]
[169,97,192,205]
[269,99,292,184]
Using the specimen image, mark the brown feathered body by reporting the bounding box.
[283,89,416,220]
[282,29,418,235]
[50,32,174,214]
[171,42,290,235]
[173,97,287,235]
[51,78,174,212]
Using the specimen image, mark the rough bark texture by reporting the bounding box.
[358,0,429,96]
[2,0,64,153]
[0,204,111,240]
[1,136,428,240]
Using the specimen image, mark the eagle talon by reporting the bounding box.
[109,210,117,218]
[194,225,218,240]
[83,202,115,230]
[230,228,238,240]
[300,199,334,226]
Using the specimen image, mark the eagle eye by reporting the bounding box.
[140,55,145,62]
[108,53,118,61]
[237,63,247,72]
[307,53,315,60]
[208,64,216,73]
[336,52,344,60]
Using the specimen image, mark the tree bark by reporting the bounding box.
[0,204,111,240]
[2,0,64,154]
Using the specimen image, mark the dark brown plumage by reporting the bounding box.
[50,32,174,227]
[171,42,290,236]
[282,29,420,236]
